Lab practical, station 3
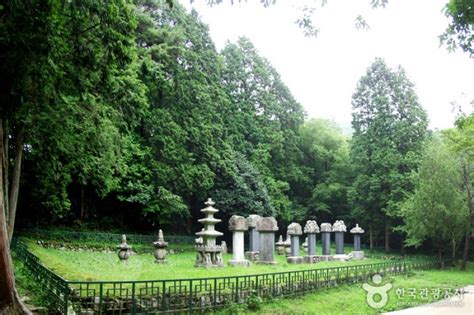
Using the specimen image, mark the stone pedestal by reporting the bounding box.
[303,220,320,263]
[256,217,278,264]
[276,235,285,255]
[333,220,347,255]
[152,230,168,264]
[195,198,224,267]
[320,223,332,256]
[228,215,250,267]
[245,215,261,261]
[287,222,303,264]
[350,224,365,260]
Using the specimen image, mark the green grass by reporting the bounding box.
[232,263,474,314]
[23,239,389,281]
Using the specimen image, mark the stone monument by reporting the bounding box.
[303,220,320,263]
[333,220,349,261]
[256,217,278,264]
[117,234,131,262]
[350,224,365,260]
[276,235,285,255]
[152,229,168,264]
[194,198,224,267]
[287,222,303,264]
[228,215,250,266]
[320,223,333,261]
[245,214,261,261]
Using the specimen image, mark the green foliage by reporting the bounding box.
[401,138,469,250]
[440,0,474,56]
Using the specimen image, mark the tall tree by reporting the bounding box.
[349,58,428,251]
[220,37,305,222]
[443,109,474,270]
[401,137,469,266]
[0,0,142,312]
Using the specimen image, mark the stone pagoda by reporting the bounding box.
[194,198,224,267]
[152,229,168,264]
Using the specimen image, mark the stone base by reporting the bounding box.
[154,260,167,264]
[351,251,364,260]
[228,259,250,267]
[310,255,334,262]
[287,256,304,264]
[333,254,351,261]
[245,251,259,261]
[303,255,320,264]
[194,263,224,268]
[255,260,277,265]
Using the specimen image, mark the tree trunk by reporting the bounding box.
[369,224,373,250]
[7,127,24,243]
[460,160,472,271]
[384,219,390,252]
[0,119,30,314]
[3,116,8,225]
[460,231,470,271]
[80,185,85,222]
[400,237,406,256]
[451,239,457,267]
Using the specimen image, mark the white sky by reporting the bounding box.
[182,0,474,131]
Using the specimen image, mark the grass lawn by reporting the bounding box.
[22,239,391,281]
[239,263,474,314]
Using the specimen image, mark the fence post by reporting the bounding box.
[189,279,193,310]
[131,282,136,315]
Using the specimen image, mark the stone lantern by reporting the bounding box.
[302,237,308,253]
[287,222,303,264]
[153,229,168,264]
[194,198,224,267]
[350,224,365,260]
[228,215,250,266]
[117,234,131,262]
[276,235,285,255]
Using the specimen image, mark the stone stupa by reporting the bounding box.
[194,198,224,267]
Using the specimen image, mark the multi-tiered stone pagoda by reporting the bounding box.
[194,198,224,267]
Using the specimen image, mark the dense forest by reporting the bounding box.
[0,0,473,313]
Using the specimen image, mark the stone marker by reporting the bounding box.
[287,222,303,264]
[303,220,320,263]
[152,229,168,264]
[228,215,250,266]
[320,223,332,257]
[333,220,349,261]
[117,234,131,262]
[350,224,365,260]
[245,214,261,261]
[256,217,278,264]
[276,235,285,255]
[195,198,224,267]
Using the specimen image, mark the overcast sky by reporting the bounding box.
[182,0,473,131]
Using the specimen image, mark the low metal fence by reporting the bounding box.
[12,239,446,314]
[19,228,195,245]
